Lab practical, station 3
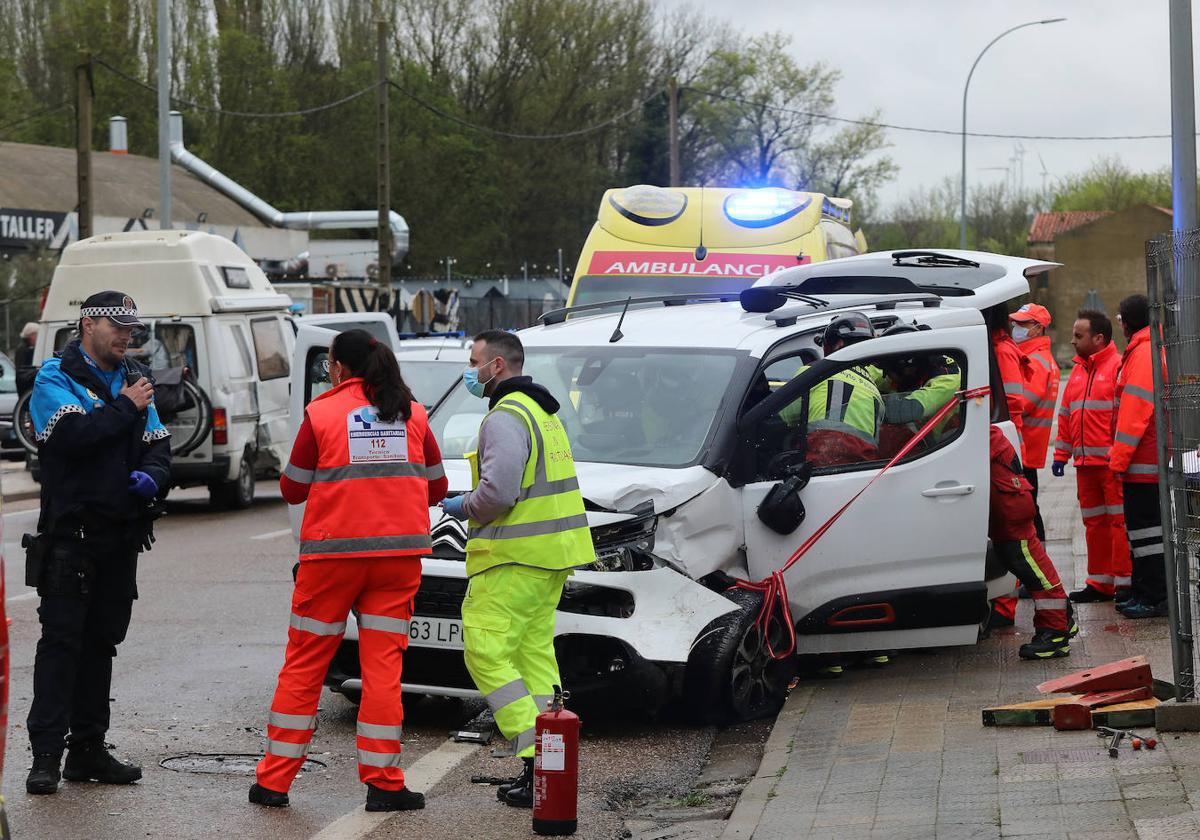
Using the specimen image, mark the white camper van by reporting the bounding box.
[25,230,295,508]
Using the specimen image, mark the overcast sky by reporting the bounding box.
[658,0,1189,210]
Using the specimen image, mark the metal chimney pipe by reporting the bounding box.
[167,112,409,258]
[109,116,128,154]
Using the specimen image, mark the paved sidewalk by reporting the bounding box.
[0,458,37,502]
[724,464,1200,840]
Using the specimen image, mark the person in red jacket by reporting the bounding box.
[1052,310,1130,603]
[985,304,1030,629]
[1110,295,1166,619]
[251,330,448,811]
[1010,303,1060,540]
[989,425,1072,659]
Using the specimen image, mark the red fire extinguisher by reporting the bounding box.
[533,685,579,836]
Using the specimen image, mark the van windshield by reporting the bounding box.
[571,275,755,307]
[430,347,740,468]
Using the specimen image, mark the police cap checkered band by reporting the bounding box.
[80,291,143,326]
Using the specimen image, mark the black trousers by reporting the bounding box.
[1123,482,1166,606]
[1023,467,1046,542]
[27,533,138,756]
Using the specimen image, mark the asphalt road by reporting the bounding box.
[0,483,724,840]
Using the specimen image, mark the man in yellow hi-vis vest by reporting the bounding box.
[439,330,595,809]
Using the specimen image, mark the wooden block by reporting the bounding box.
[1037,656,1152,695]
[1091,697,1161,729]
[1051,689,1151,730]
[982,695,1083,727]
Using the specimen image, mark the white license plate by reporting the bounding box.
[408,616,464,650]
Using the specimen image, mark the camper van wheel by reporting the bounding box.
[210,451,256,510]
[682,588,796,724]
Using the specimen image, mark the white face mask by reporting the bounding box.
[1012,325,1031,343]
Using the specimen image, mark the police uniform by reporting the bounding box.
[25,291,171,791]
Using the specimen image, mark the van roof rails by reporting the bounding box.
[741,275,941,313]
[540,293,742,325]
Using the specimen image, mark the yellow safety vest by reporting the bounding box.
[465,391,595,577]
[781,364,883,444]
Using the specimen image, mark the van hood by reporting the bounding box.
[443,459,720,515]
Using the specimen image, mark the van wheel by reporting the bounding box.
[683,588,796,725]
[209,453,255,510]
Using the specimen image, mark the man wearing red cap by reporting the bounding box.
[1010,304,1060,540]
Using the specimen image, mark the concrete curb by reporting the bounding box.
[719,685,811,840]
[2,488,39,503]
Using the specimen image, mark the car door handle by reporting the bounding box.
[922,484,974,497]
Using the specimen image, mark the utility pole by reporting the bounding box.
[557,247,564,284]
[667,77,680,187]
[376,19,392,311]
[75,52,93,240]
[445,257,453,284]
[157,0,171,229]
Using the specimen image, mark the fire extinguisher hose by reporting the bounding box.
[732,386,992,660]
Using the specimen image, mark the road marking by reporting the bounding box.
[251,528,293,541]
[308,738,479,840]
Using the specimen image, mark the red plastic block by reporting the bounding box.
[1049,686,1153,731]
[1037,656,1152,695]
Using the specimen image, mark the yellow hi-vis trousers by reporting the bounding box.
[462,565,569,758]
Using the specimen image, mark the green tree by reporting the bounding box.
[1051,157,1172,212]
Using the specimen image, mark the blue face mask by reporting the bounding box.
[1012,325,1030,343]
[463,358,498,398]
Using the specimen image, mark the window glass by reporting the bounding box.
[305,347,332,405]
[747,349,966,480]
[430,347,741,468]
[224,324,251,378]
[251,317,290,380]
[399,360,464,408]
[54,328,74,352]
[153,323,199,375]
[0,354,15,394]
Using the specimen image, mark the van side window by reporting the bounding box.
[252,317,291,380]
[155,324,199,375]
[305,348,332,405]
[54,328,74,352]
[226,324,253,378]
[748,349,966,479]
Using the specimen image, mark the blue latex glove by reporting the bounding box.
[441,494,466,519]
[129,470,158,500]
[1051,461,1066,478]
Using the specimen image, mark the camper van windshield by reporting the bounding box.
[572,274,756,307]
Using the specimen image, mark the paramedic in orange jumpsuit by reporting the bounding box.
[985,304,1030,628]
[250,329,447,811]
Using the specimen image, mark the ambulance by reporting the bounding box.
[567,185,864,307]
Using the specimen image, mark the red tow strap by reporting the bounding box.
[732,386,992,660]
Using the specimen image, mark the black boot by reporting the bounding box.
[62,742,142,785]
[497,757,533,802]
[26,753,62,795]
[503,759,534,809]
[1018,629,1071,660]
[366,784,425,812]
[249,782,290,807]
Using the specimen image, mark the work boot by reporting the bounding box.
[1120,600,1168,619]
[62,742,142,784]
[497,757,533,802]
[1067,602,1079,638]
[1018,629,1070,660]
[366,784,425,812]
[502,765,534,809]
[249,782,290,808]
[26,753,62,795]
[1115,589,1135,609]
[1069,584,1112,603]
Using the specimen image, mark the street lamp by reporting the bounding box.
[960,17,1065,249]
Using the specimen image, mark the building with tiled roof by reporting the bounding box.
[1027,211,1114,245]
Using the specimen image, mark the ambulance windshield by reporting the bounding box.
[571,275,756,307]
[430,347,740,468]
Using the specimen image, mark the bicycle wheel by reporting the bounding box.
[12,392,37,455]
[167,378,212,456]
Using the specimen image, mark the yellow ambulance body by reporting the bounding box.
[568,185,863,307]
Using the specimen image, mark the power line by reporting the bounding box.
[0,101,72,138]
[92,58,379,118]
[685,85,1176,141]
[388,80,658,140]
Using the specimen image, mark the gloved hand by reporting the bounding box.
[1051,461,1066,478]
[129,470,158,500]
[441,494,466,519]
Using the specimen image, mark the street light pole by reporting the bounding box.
[960,17,1065,249]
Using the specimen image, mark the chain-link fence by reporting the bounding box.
[1146,229,1200,701]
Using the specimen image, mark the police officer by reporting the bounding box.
[440,330,594,808]
[25,291,171,795]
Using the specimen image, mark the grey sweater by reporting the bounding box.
[459,409,531,525]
